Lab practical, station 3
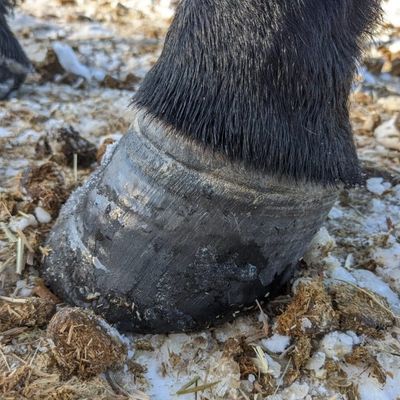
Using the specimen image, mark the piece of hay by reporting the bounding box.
[276,280,338,337]
[47,308,126,379]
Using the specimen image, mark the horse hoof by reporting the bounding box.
[42,109,338,333]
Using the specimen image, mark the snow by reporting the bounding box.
[300,318,313,332]
[319,331,358,360]
[265,382,310,400]
[328,265,357,284]
[140,357,178,400]
[14,130,41,144]
[15,279,34,297]
[375,118,400,151]
[322,254,342,270]
[343,351,400,400]
[352,269,400,314]
[346,330,362,346]
[373,239,400,270]
[77,118,108,137]
[261,334,291,354]
[306,352,326,378]
[52,42,92,80]
[69,24,114,40]
[303,227,336,265]
[264,354,281,379]
[0,128,13,138]
[373,238,400,292]
[388,39,400,54]
[383,0,400,28]
[9,214,38,232]
[370,197,386,213]
[366,177,392,195]
[34,207,52,224]
[394,184,400,199]
[327,206,344,219]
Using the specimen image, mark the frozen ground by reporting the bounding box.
[0,1,400,399]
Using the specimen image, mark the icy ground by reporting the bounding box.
[0,1,400,399]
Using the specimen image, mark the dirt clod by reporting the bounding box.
[20,162,68,216]
[45,126,98,168]
[0,297,56,331]
[47,307,126,379]
[276,280,338,338]
[330,284,394,336]
[292,336,312,370]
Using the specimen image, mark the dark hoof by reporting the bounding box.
[0,9,31,99]
[0,71,27,99]
[42,110,338,333]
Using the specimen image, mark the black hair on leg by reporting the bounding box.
[133,0,382,186]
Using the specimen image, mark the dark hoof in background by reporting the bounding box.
[42,109,338,333]
[0,69,27,100]
[0,6,31,99]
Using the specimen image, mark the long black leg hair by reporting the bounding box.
[133,0,382,186]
